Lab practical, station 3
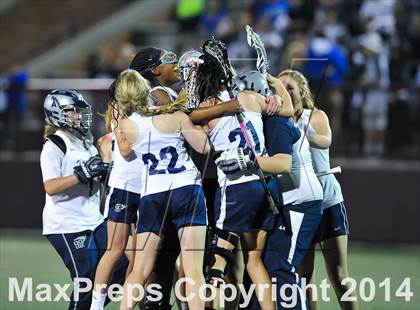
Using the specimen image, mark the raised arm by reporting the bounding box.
[306,109,332,149]
[97,134,113,163]
[267,74,294,116]
[238,88,293,118]
[177,111,211,154]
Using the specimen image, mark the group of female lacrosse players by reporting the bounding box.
[40,36,357,310]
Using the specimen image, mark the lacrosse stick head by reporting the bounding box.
[202,37,236,88]
[178,50,203,108]
[245,25,269,75]
[178,50,203,81]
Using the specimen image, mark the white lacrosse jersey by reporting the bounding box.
[40,130,103,235]
[310,146,344,208]
[279,109,323,205]
[208,91,267,187]
[107,133,142,194]
[130,112,201,196]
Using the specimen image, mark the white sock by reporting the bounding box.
[90,290,107,310]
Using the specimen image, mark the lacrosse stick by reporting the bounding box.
[237,113,279,215]
[316,166,342,177]
[246,25,270,76]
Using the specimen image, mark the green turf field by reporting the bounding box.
[1,233,419,309]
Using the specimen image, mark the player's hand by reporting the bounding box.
[265,95,282,115]
[214,148,256,175]
[73,155,107,184]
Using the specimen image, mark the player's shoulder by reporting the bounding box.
[164,110,188,128]
[172,110,188,119]
[311,108,329,123]
[238,90,264,111]
[41,138,65,161]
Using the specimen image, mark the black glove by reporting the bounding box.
[73,155,107,184]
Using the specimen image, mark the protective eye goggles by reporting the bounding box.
[157,50,177,65]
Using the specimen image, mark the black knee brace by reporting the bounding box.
[206,229,239,287]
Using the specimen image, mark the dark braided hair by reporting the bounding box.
[196,55,227,102]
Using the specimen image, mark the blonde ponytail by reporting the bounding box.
[43,124,58,138]
[104,104,114,133]
[141,89,189,116]
[114,69,187,117]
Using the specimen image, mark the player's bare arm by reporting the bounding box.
[177,110,211,154]
[43,175,79,196]
[307,109,332,149]
[256,153,292,174]
[117,118,139,156]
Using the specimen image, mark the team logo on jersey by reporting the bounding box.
[73,235,86,249]
[114,203,127,213]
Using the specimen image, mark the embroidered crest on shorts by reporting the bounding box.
[73,235,86,249]
[114,203,127,213]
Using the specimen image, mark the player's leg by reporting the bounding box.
[93,221,129,287]
[298,208,325,310]
[320,203,357,310]
[224,241,244,310]
[241,229,275,310]
[91,188,138,309]
[298,243,318,310]
[321,236,357,309]
[120,231,161,310]
[178,225,207,309]
[47,231,98,310]
[208,185,240,288]
[176,255,186,310]
[120,190,168,310]
[144,227,180,310]
[173,184,208,309]
[260,201,323,310]
[207,228,239,287]
[124,224,137,278]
